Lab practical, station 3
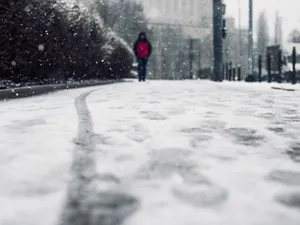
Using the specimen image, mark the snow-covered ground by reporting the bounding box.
[0,80,300,225]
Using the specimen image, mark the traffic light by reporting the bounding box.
[222,19,227,39]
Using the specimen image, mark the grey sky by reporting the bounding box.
[225,0,300,42]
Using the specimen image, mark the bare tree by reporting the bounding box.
[288,29,300,43]
[91,0,149,46]
[274,11,282,45]
[256,11,269,57]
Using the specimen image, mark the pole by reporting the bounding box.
[238,0,242,75]
[258,55,262,82]
[292,47,297,84]
[233,66,236,81]
[267,52,271,83]
[238,66,241,81]
[225,62,229,80]
[278,48,282,83]
[198,43,201,70]
[229,61,232,81]
[275,11,279,45]
[213,0,223,81]
[248,0,254,76]
[189,38,193,79]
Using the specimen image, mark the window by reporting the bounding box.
[200,17,209,28]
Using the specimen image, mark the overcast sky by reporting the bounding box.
[225,0,300,42]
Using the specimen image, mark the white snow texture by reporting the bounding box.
[0,80,300,225]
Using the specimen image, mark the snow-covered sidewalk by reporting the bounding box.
[1,80,300,225]
[0,87,97,225]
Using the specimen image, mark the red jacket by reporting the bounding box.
[133,32,152,59]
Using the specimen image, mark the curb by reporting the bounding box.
[0,79,128,101]
[271,87,296,92]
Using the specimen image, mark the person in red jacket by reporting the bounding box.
[133,32,152,82]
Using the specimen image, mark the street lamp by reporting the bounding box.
[213,0,226,81]
[248,0,254,76]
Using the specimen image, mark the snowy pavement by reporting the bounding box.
[1,80,300,225]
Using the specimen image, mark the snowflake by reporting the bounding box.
[38,44,45,51]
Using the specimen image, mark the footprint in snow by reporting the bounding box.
[172,172,228,207]
[275,192,300,209]
[267,170,300,186]
[139,111,168,121]
[225,127,265,147]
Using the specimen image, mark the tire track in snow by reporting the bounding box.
[59,90,138,225]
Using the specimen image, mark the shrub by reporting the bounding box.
[0,0,133,86]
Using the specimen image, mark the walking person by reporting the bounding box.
[133,32,152,82]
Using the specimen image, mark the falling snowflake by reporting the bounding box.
[38,44,45,51]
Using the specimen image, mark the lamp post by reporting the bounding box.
[238,0,242,71]
[213,0,226,81]
[248,0,254,76]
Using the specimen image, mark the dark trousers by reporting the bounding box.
[137,58,148,82]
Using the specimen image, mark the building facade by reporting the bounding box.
[134,0,212,28]
[223,16,249,79]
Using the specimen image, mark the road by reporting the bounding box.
[0,80,300,225]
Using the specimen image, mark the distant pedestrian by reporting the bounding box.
[133,32,152,82]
